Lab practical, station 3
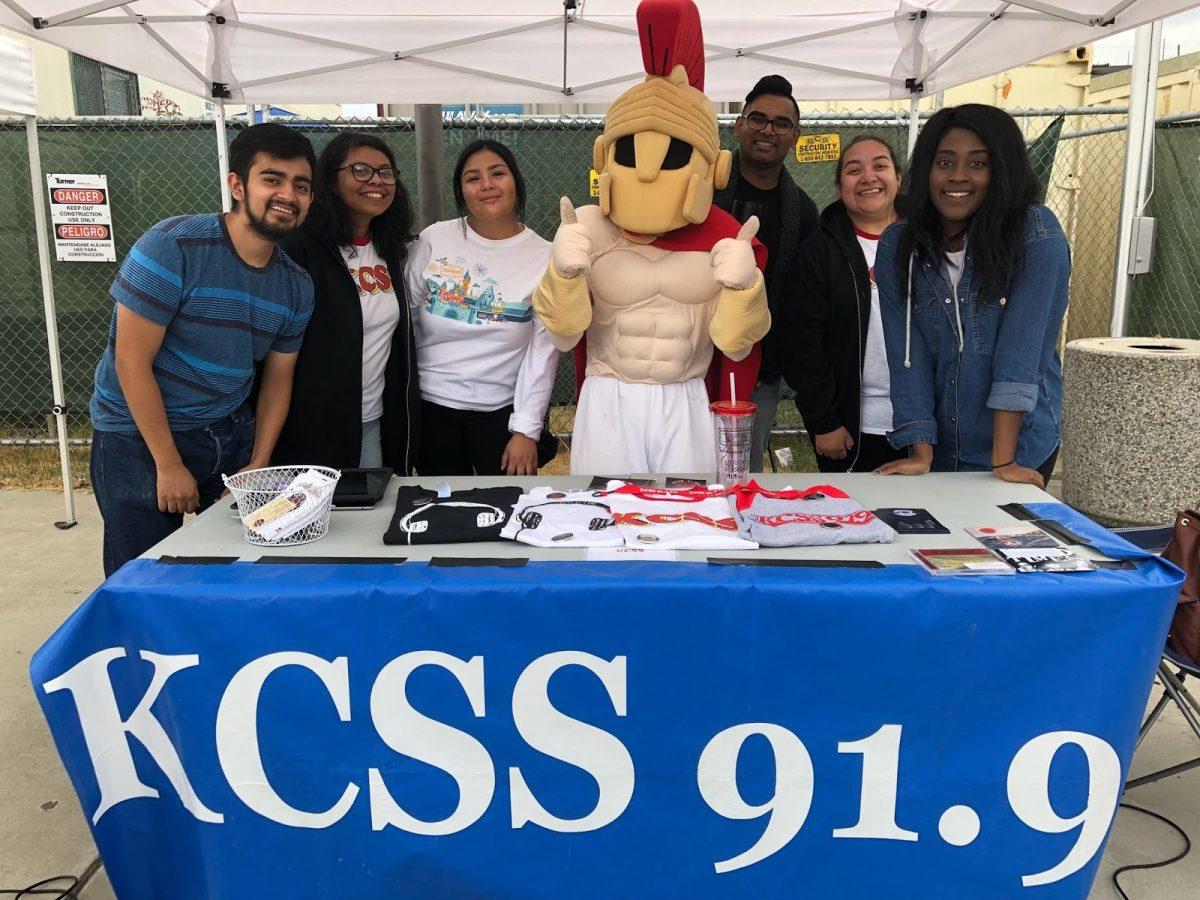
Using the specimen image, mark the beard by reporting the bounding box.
[244,198,301,242]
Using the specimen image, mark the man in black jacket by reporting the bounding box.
[713,74,819,471]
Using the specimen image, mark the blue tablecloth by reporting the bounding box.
[31,504,1183,899]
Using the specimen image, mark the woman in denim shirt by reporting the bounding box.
[875,104,1070,488]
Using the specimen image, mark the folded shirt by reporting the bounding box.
[601,481,757,551]
[384,486,524,545]
[731,482,895,548]
[500,487,623,548]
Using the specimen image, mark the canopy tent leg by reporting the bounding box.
[415,104,445,230]
[215,98,232,213]
[1110,20,1162,337]
[907,96,921,156]
[25,115,77,529]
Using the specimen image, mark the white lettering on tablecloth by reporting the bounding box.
[40,648,1123,887]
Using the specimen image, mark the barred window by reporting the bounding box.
[70,54,140,116]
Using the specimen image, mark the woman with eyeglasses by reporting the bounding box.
[875,104,1071,487]
[783,134,908,473]
[274,131,420,473]
[404,138,558,476]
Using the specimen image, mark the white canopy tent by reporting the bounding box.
[0,0,1188,522]
[0,0,1192,103]
[0,31,35,114]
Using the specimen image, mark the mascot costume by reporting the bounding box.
[533,0,771,474]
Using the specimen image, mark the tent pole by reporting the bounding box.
[906,96,920,156]
[1110,20,1162,338]
[415,104,445,229]
[215,98,232,213]
[25,115,77,529]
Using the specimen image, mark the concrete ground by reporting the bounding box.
[1,488,1197,899]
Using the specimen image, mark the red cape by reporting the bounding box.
[572,205,766,403]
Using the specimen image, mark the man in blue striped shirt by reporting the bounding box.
[89,123,317,575]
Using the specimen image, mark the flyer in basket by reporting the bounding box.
[242,469,337,542]
[966,524,1097,573]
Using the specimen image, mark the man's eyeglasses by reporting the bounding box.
[742,111,797,135]
[339,163,398,185]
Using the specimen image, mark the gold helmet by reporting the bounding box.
[593,6,732,238]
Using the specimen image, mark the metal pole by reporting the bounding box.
[25,115,77,529]
[415,104,445,229]
[215,98,232,212]
[906,96,921,156]
[1110,20,1162,337]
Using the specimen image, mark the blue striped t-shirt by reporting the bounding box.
[90,213,314,432]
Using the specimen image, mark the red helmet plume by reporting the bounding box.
[636,0,705,92]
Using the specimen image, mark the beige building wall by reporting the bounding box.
[1088,49,1200,115]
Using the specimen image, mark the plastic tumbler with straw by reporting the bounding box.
[710,373,757,486]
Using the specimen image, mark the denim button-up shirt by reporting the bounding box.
[876,204,1071,472]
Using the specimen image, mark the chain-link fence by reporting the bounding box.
[2,107,1192,473]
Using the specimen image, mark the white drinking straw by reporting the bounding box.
[729,372,737,406]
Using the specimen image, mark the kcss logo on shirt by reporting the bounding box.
[349,264,392,296]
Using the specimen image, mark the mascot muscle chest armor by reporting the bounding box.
[532,0,771,475]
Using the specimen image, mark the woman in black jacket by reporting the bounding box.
[274,132,420,473]
[783,135,906,473]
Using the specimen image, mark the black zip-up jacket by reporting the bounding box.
[782,201,874,456]
[713,154,818,383]
[272,221,420,473]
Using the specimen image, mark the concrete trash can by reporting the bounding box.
[1062,337,1200,526]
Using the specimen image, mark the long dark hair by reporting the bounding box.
[898,104,1043,302]
[307,132,414,263]
[452,139,527,222]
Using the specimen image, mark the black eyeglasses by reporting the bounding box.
[743,111,797,135]
[338,163,398,185]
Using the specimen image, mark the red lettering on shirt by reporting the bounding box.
[753,510,878,528]
[373,264,392,292]
[612,511,738,531]
[348,262,392,297]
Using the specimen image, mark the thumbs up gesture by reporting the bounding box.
[710,216,760,291]
[552,197,593,278]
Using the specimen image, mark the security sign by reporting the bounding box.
[47,174,115,262]
[795,133,841,164]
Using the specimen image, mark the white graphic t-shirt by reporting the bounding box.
[500,487,623,548]
[601,482,757,551]
[340,237,400,423]
[856,229,893,436]
[404,218,557,439]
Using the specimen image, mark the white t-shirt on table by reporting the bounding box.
[339,237,400,423]
[856,229,893,436]
[404,218,557,440]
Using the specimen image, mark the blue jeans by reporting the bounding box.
[750,379,781,473]
[90,407,256,576]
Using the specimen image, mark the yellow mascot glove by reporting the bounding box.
[532,198,593,350]
[708,217,771,359]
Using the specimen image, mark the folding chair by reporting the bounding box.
[1127,647,1200,789]
[1109,522,1200,788]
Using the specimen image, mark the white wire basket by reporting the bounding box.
[222,465,341,547]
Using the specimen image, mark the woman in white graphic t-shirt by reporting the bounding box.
[784,135,906,473]
[405,139,558,476]
[276,132,420,474]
